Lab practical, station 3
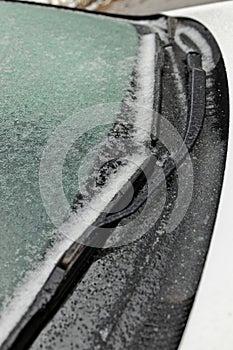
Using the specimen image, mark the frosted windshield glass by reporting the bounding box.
[0,2,137,311]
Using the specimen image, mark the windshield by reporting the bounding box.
[0,1,137,316]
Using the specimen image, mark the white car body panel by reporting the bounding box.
[165,2,233,349]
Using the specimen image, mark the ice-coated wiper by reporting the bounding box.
[1,30,206,349]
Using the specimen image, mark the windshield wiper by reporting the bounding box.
[2,45,206,350]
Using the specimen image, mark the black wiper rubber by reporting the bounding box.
[1,52,206,350]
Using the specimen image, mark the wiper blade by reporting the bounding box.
[1,48,206,350]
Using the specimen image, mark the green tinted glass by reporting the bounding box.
[0,2,137,310]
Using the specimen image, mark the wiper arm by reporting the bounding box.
[96,51,206,228]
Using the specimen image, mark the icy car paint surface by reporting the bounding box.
[0,2,137,310]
